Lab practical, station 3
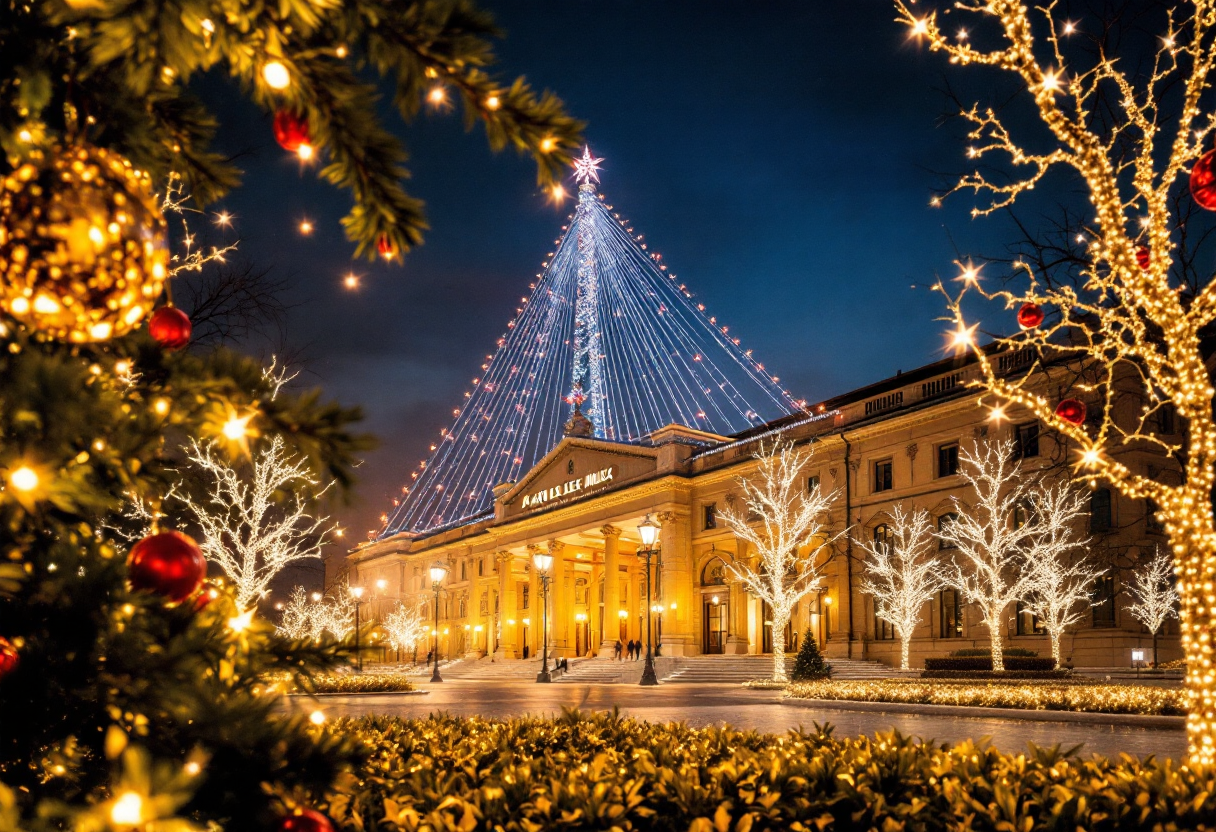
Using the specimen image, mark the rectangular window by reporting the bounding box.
[937,443,959,477]
[873,460,893,493]
[478,558,484,577]
[806,475,820,493]
[1090,488,1113,532]
[521,585,530,610]
[703,503,717,530]
[874,611,895,640]
[1146,499,1164,534]
[1016,600,1044,635]
[939,589,962,638]
[1092,576,1116,627]
[460,560,467,581]
[1014,422,1040,459]
[1156,403,1176,435]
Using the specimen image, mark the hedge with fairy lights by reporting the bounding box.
[895,0,1216,766]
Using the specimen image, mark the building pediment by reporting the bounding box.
[499,438,660,519]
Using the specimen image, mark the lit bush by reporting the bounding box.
[785,679,1185,716]
[323,711,1215,831]
[303,673,416,694]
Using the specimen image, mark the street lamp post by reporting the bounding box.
[637,514,661,686]
[349,585,365,672]
[429,561,449,683]
[533,550,554,682]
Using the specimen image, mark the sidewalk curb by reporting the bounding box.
[780,697,1185,729]
[288,689,430,698]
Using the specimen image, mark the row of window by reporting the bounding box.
[872,578,1120,640]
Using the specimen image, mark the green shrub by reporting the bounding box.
[325,711,1214,831]
[922,669,1072,680]
[949,647,1039,658]
[789,635,831,681]
[925,656,1056,672]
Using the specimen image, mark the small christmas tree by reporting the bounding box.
[789,635,831,681]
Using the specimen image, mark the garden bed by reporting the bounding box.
[298,673,416,695]
[320,711,1215,831]
[784,679,1186,716]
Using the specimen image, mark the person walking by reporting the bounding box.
[613,639,623,660]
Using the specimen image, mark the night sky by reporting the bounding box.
[203,1,1037,546]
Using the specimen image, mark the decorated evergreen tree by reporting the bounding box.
[789,635,831,682]
[0,1,581,829]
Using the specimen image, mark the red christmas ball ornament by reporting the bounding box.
[128,531,206,603]
[1017,302,1045,330]
[0,637,18,680]
[1192,149,1216,210]
[377,234,397,260]
[279,810,334,832]
[1055,398,1087,426]
[148,305,192,350]
[1136,246,1152,270]
[273,110,311,154]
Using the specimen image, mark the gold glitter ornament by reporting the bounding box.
[0,144,169,342]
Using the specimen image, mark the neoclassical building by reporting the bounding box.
[343,347,1182,668]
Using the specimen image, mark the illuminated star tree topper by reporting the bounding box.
[573,146,604,185]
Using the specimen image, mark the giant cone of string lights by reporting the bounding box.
[0,143,169,342]
[380,148,803,537]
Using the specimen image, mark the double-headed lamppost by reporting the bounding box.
[637,514,661,686]
[349,585,365,672]
[533,549,554,683]
[429,561,449,683]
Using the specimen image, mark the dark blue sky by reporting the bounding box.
[208,1,1030,541]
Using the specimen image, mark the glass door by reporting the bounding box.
[703,597,727,654]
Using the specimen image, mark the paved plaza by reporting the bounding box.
[299,680,1186,761]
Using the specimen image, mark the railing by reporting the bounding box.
[864,391,904,415]
[921,373,963,398]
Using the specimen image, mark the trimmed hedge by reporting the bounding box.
[302,673,416,694]
[922,669,1072,680]
[924,656,1056,671]
[785,679,1186,715]
[325,711,1215,831]
[949,647,1039,658]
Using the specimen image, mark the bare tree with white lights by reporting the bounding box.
[1128,548,1182,668]
[382,603,427,661]
[718,440,841,682]
[937,440,1042,671]
[895,0,1216,764]
[276,586,314,640]
[858,504,944,671]
[182,435,335,611]
[1021,484,1098,669]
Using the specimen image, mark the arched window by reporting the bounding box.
[872,524,893,551]
[937,512,958,549]
[701,558,728,586]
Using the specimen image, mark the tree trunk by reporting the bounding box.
[1049,629,1061,670]
[1152,628,1159,669]
[1164,489,1216,766]
[899,632,911,671]
[987,609,1005,672]
[770,612,788,682]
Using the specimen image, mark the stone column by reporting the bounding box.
[526,544,542,660]
[599,525,622,656]
[628,556,641,642]
[726,537,750,653]
[657,510,693,656]
[494,551,517,659]
[547,540,568,657]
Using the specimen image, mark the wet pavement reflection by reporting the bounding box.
[298,679,1185,761]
